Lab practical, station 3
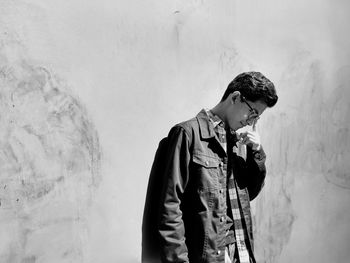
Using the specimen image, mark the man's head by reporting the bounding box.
[219,71,278,131]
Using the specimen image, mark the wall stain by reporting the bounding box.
[255,52,322,261]
[0,44,101,262]
[320,66,350,189]
[254,49,350,262]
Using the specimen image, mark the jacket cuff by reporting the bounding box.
[251,146,266,162]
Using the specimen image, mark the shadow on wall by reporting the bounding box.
[0,44,101,262]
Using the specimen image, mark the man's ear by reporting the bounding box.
[230,91,241,104]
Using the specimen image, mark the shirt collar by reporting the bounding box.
[196,109,216,139]
[205,109,225,130]
[196,109,239,142]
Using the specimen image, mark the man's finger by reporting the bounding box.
[238,132,247,139]
[252,120,257,132]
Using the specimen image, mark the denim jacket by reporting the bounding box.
[142,110,266,263]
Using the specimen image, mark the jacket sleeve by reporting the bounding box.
[233,143,267,201]
[245,146,267,200]
[158,126,191,263]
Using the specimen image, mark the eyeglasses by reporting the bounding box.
[241,96,260,124]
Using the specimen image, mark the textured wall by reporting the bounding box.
[0,0,349,262]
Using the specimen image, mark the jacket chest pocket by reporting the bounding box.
[192,153,222,192]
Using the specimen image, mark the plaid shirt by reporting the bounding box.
[206,110,252,263]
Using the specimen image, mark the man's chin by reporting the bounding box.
[229,122,246,131]
[235,122,248,132]
[239,121,246,129]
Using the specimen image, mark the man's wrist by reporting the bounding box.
[251,145,265,161]
[252,143,261,151]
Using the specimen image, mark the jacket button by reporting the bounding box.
[205,161,209,166]
[219,189,223,194]
[217,250,221,255]
[220,216,225,222]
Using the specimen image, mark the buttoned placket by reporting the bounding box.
[210,124,240,256]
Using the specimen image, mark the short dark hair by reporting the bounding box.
[221,71,278,107]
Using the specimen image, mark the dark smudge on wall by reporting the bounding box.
[0,48,101,262]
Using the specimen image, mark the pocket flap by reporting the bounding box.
[192,154,220,168]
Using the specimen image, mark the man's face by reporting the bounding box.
[226,94,268,131]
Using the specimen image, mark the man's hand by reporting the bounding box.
[238,121,261,151]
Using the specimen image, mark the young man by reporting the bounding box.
[142,72,278,263]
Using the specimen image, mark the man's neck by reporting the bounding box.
[210,103,227,125]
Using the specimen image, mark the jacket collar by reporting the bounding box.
[196,109,217,139]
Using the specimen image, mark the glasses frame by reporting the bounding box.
[241,96,260,124]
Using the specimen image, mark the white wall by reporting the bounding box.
[0,0,349,262]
